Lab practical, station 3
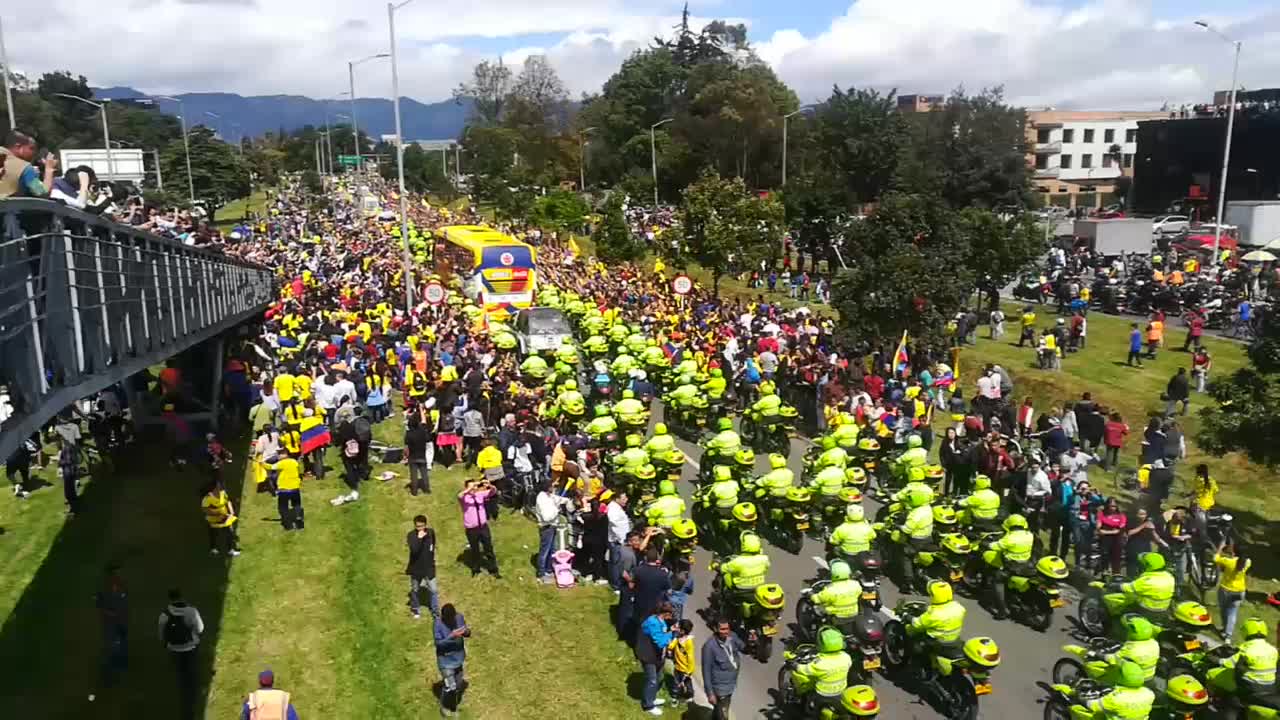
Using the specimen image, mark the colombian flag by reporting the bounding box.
[298,416,331,454]
[893,330,910,378]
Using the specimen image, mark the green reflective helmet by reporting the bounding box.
[594,405,609,417]
[711,368,723,378]
[718,418,733,431]
[817,626,845,654]
[713,465,733,482]
[846,504,865,522]
[626,434,643,448]
[653,423,668,435]
[740,532,762,554]
[1244,618,1268,639]
[906,487,931,508]
[1139,552,1166,572]
[819,436,835,451]
[623,389,635,400]
[907,434,923,449]
[769,453,787,470]
[973,474,992,490]
[1116,659,1146,689]
[735,448,755,466]
[658,480,676,497]
[1122,614,1156,642]
[1003,514,1028,531]
[829,560,852,581]
[562,379,577,391]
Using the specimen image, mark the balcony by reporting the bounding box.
[1034,141,1062,154]
[1034,167,1060,179]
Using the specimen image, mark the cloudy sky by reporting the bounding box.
[5,0,1278,109]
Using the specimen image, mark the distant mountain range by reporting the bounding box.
[93,86,472,143]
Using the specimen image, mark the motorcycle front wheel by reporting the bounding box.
[1042,698,1072,720]
[1076,593,1108,637]
[776,666,800,718]
[1023,592,1054,632]
[756,635,774,663]
[882,620,909,669]
[795,597,818,641]
[946,674,979,720]
[1051,657,1085,687]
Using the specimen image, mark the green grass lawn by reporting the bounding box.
[0,405,669,719]
[214,190,272,232]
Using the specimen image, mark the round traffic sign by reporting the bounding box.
[424,282,446,305]
[672,274,693,295]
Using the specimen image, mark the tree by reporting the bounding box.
[508,55,569,131]
[1197,314,1280,468]
[678,170,783,292]
[531,190,589,233]
[955,208,1048,289]
[160,126,248,215]
[896,87,1032,209]
[453,59,513,126]
[593,193,645,263]
[830,193,975,344]
[812,86,907,204]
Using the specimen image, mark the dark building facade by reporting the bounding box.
[1133,109,1280,216]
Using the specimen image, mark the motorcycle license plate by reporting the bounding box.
[862,592,878,602]
[863,657,881,671]
[1050,598,1066,608]
[1184,639,1201,650]
[973,681,993,696]
[761,624,779,636]
[796,521,810,530]
[949,570,964,581]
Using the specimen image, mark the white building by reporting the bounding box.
[1027,110,1166,209]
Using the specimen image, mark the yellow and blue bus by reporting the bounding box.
[437,225,537,317]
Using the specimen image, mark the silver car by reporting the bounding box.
[515,307,573,355]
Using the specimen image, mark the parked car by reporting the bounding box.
[1152,215,1190,235]
[1037,206,1070,221]
[515,307,573,356]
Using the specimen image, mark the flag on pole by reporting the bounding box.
[893,330,910,377]
[568,236,582,257]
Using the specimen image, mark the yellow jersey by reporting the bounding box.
[201,491,236,528]
[1215,554,1250,593]
[477,446,503,471]
[271,458,303,491]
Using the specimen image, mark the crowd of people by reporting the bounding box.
[6,161,1277,720]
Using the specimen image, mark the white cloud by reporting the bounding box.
[3,0,1278,111]
[758,0,1280,109]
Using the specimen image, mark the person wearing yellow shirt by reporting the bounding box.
[667,619,696,702]
[476,439,505,484]
[265,450,306,530]
[1214,542,1252,639]
[201,480,241,555]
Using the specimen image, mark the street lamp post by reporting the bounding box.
[782,109,803,187]
[349,53,390,172]
[650,118,673,208]
[388,0,415,312]
[54,93,115,182]
[0,15,15,129]
[579,126,597,191]
[1196,20,1243,267]
[156,95,195,204]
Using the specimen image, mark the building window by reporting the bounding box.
[1083,129,1095,143]
[1060,154,1073,169]
[1104,129,1115,143]
[1062,129,1075,143]
[1036,128,1051,144]
[1081,154,1093,168]
[1123,153,1134,168]
[1126,129,1137,143]
[1035,155,1048,170]
[1102,154,1114,168]
[1058,186,1069,193]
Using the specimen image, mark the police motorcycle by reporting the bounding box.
[746,473,814,555]
[739,402,799,460]
[708,562,785,661]
[910,501,983,595]
[1162,628,1280,720]
[796,560,887,684]
[1076,566,1214,659]
[776,642,882,719]
[881,597,1003,720]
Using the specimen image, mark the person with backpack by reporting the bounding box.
[158,588,204,720]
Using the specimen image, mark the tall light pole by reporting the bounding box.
[318,130,332,175]
[388,0,415,312]
[54,93,114,182]
[156,95,195,204]
[0,15,15,129]
[230,121,243,154]
[579,126,597,191]
[650,118,673,208]
[349,53,390,171]
[1196,20,1242,267]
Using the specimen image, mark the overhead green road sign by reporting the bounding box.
[338,155,360,167]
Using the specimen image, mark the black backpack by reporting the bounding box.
[354,417,373,445]
[163,609,193,646]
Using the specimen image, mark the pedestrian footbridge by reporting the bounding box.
[0,199,275,462]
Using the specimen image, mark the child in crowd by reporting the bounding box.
[668,571,693,623]
[668,619,696,703]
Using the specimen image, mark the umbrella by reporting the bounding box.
[1262,236,1280,251]
[1241,249,1278,262]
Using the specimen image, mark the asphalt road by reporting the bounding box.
[656,405,1080,720]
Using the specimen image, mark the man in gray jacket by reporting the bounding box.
[700,617,745,720]
[158,588,204,720]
